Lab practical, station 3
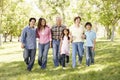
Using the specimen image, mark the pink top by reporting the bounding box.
[36,26,52,44]
[61,36,70,56]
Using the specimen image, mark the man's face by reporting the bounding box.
[56,17,62,26]
[29,20,36,27]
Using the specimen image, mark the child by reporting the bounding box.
[84,22,96,66]
[60,28,70,69]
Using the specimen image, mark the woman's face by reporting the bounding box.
[41,19,46,26]
[75,18,80,24]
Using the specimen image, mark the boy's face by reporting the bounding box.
[86,25,92,30]
[29,20,36,27]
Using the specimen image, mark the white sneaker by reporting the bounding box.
[62,67,66,70]
[66,63,69,66]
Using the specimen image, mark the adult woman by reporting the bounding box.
[69,16,85,68]
[36,18,52,69]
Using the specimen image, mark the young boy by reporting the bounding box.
[84,22,96,66]
[21,18,36,71]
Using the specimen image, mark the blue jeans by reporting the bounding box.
[86,47,95,66]
[38,42,50,69]
[72,42,84,68]
[52,39,60,67]
[23,49,36,71]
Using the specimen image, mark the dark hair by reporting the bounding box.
[37,18,47,30]
[74,16,81,22]
[85,22,92,28]
[61,28,70,40]
[29,18,36,25]
[29,18,36,22]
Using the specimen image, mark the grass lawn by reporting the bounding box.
[0,40,120,80]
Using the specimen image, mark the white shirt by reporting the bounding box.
[69,24,85,42]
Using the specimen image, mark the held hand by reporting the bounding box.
[81,34,86,39]
[50,41,52,48]
[21,44,25,49]
[92,46,95,50]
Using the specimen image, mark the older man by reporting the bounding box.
[51,17,66,67]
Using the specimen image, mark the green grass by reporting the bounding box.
[0,40,120,80]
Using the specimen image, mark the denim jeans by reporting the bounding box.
[23,49,36,71]
[72,42,84,68]
[85,47,95,66]
[78,42,84,63]
[38,42,50,69]
[52,39,60,67]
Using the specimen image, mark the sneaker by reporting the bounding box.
[86,65,90,67]
[66,63,69,67]
[62,67,66,70]
[27,68,31,71]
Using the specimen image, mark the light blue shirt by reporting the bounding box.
[21,26,36,49]
[85,30,96,47]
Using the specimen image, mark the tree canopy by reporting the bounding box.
[0,0,120,42]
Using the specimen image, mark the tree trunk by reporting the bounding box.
[18,36,20,42]
[0,35,2,45]
[10,35,12,42]
[0,0,3,46]
[105,27,111,39]
[4,33,7,42]
[111,26,115,42]
[61,7,65,23]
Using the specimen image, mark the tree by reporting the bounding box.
[37,0,70,25]
[98,0,120,41]
[1,0,32,42]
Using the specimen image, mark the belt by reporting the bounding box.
[53,39,60,41]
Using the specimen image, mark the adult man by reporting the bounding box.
[51,17,66,67]
[21,18,36,71]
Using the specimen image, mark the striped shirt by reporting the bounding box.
[51,25,66,40]
[21,26,36,49]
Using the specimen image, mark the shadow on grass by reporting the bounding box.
[0,59,120,80]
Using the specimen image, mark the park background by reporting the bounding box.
[0,0,120,80]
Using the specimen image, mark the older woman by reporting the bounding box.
[69,16,85,68]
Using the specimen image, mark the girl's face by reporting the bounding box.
[64,29,68,35]
[41,19,46,26]
[86,25,92,30]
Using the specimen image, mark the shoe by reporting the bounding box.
[62,67,66,70]
[27,68,31,71]
[86,65,90,67]
[78,61,81,65]
[66,63,69,67]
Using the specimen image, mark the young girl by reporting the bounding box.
[60,28,70,69]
